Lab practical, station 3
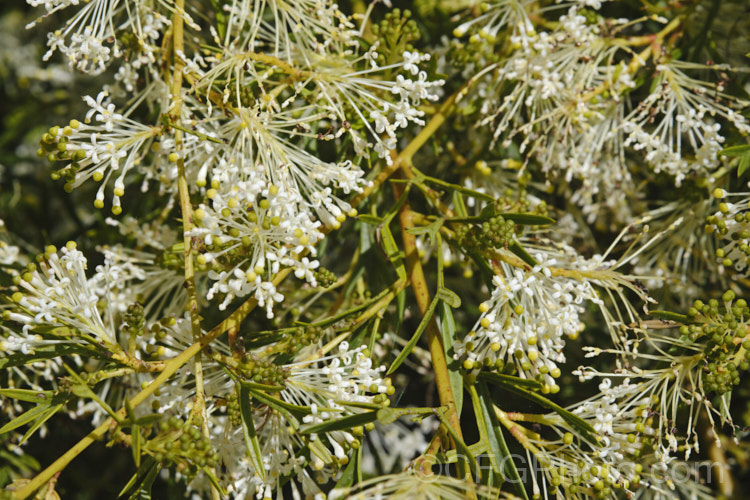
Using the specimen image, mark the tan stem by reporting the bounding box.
[394,184,464,445]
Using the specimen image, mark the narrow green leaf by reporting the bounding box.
[131,423,141,467]
[201,467,228,497]
[337,400,381,411]
[20,404,63,445]
[246,387,309,421]
[448,213,555,226]
[0,344,94,370]
[300,410,379,435]
[720,144,750,156]
[132,414,165,427]
[0,449,40,474]
[473,383,529,499]
[437,287,461,308]
[239,385,266,481]
[739,154,750,178]
[129,460,161,500]
[479,373,597,443]
[433,409,477,478]
[394,289,406,339]
[357,214,382,225]
[0,389,54,403]
[650,310,691,324]
[124,399,141,466]
[64,365,119,422]
[208,0,227,39]
[0,403,51,435]
[417,173,495,201]
[508,241,538,267]
[452,191,468,218]
[376,406,438,425]
[118,458,157,498]
[367,316,382,356]
[478,372,543,390]
[379,223,407,281]
[500,213,556,226]
[237,380,285,392]
[438,301,463,416]
[387,295,440,375]
[334,446,359,490]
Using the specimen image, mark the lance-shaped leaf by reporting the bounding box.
[357,214,383,225]
[508,241,538,267]
[0,391,68,439]
[334,446,361,490]
[378,221,407,281]
[376,406,438,425]
[64,364,119,421]
[479,373,598,444]
[435,233,461,310]
[413,170,495,201]
[720,144,750,177]
[246,386,310,422]
[0,389,54,404]
[478,372,542,391]
[0,344,94,370]
[649,310,691,324]
[438,301,464,416]
[20,403,64,445]
[387,295,439,375]
[239,384,267,481]
[201,467,228,497]
[721,144,750,156]
[119,457,159,499]
[300,410,379,435]
[433,407,477,478]
[472,383,528,499]
[124,399,141,467]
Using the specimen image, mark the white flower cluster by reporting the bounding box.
[29,0,171,74]
[6,244,117,348]
[574,346,708,459]
[98,219,192,320]
[459,1,749,219]
[98,245,189,319]
[28,0,445,321]
[184,106,365,228]
[45,91,162,211]
[190,175,324,316]
[623,63,750,185]
[207,341,390,499]
[286,341,390,409]
[455,254,598,391]
[527,378,661,497]
[220,0,357,57]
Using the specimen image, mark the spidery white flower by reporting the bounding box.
[623,62,750,185]
[48,92,161,211]
[6,243,119,349]
[455,254,597,391]
[190,176,324,316]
